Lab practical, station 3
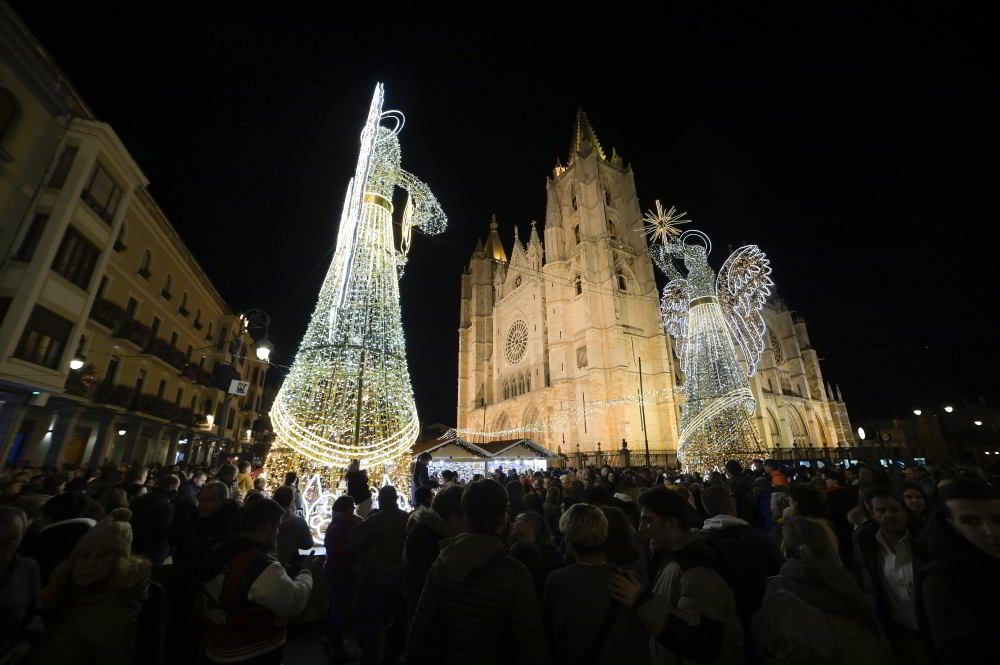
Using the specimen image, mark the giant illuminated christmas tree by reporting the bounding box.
[268,84,446,521]
[645,203,772,472]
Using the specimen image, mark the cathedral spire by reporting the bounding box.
[528,220,542,247]
[484,213,508,263]
[568,108,607,164]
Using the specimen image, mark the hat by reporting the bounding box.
[74,507,133,557]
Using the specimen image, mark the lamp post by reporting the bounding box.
[216,309,273,452]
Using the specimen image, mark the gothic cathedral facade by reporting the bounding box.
[457,111,854,457]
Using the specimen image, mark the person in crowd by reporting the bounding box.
[406,479,548,665]
[279,472,306,517]
[506,479,526,524]
[20,492,96,585]
[775,484,839,562]
[524,489,545,515]
[119,466,149,503]
[543,486,562,539]
[407,485,434,528]
[272,485,314,570]
[129,473,179,571]
[903,465,936,499]
[0,506,42,664]
[201,498,320,665]
[920,477,1000,664]
[545,504,650,665]
[178,469,207,501]
[764,460,788,488]
[609,486,744,664]
[700,484,783,654]
[324,495,363,662]
[852,487,932,664]
[164,480,240,664]
[725,460,757,526]
[403,484,464,617]
[440,469,458,489]
[216,464,242,504]
[900,482,932,540]
[611,478,640,530]
[345,460,373,518]
[34,508,151,665]
[351,485,408,665]
[822,469,858,563]
[410,453,437,508]
[753,517,893,665]
[599,505,648,587]
[100,487,129,517]
[510,511,562,599]
[236,460,254,497]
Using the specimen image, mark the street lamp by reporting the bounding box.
[912,409,922,416]
[255,338,274,362]
[974,420,983,426]
[239,309,273,364]
[944,406,954,413]
[118,428,127,436]
[857,427,866,440]
[69,355,86,371]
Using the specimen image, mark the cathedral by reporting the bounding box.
[456,111,855,457]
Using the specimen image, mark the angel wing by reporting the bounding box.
[660,278,692,360]
[716,245,774,375]
[397,169,447,235]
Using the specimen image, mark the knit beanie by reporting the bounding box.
[73,507,133,557]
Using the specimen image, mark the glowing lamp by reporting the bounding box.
[974,420,983,426]
[255,338,273,362]
[69,357,85,371]
[206,414,215,426]
[944,406,954,413]
[856,427,866,440]
[912,409,922,416]
[118,428,127,436]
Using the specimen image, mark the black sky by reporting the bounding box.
[11,4,999,426]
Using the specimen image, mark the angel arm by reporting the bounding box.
[649,244,684,279]
[397,169,447,235]
[660,278,691,360]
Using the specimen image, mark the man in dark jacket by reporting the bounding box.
[130,473,179,570]
[351,485,409,665]
[823,469,859,562]
[406,479,549,665]
[18,491,95,584]
[410,453,437,506]
[919,478,1000,665]
[403,485,464,617]
[700,484,782,654]
[724,460,758,526]
[853,486,932,664]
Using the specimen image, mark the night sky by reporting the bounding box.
[11,4,998,427]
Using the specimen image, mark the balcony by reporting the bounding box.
[178,306,190,317]
[81,189,115,224]
[89,298,128,331]
[114,319,151,348]
[94,383,135,409]
[148,338,186,370]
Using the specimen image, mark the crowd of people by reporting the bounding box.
[0,453,998,665]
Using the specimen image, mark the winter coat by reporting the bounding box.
[201,536,313,663]
[729,473,758,526]
[752,558,893,665]
[634,533,745,665]
[167,500,240,606]
[852,521,929,633]
[324,511,363,578]
[20,518,95,585]
[406,532,549,665]
[511,541,563,599]
[702,514,783,643]
[409,464,434,504]
[276,513,314,569]
[350,506,409,576]
[919,516,1000,665]
[34,557,150,665]
[345,471,372,505]
[0,554,41,656]
[129,487,175,568]
[403,507,448,613]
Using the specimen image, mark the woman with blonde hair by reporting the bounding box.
[753,517,893,665]
[33,508,150,665]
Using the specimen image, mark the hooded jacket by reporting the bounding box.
[753,558,893,665]
[403,507,448,613]
[406,532,549,665]
[919,516,1000,665]
[350,505,409,576]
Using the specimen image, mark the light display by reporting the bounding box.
[646,201,773,472]
[267,83,446,511]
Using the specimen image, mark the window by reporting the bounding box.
[227,408,235,430]
[0,88,19,144]
[206,322,213,340]
[105,356,120,384]
[161,274,173,299]
[14,305,73,369]
[138,250,152,279]
[169,332,179,349]
[150,317,161,343]
[81,163,122,224]
[617,271,628,292]
[175,388,184,406]
[608,220,616,239]
[186,345,193,361]
[0,298,11,329]
[179,293,189,317]
[216,329,226,351]
[574,275,582,296]
[193,309,203,330]
[135,369,147,396]
[48,145,78,187]
[14,214,48,261]
[156,379,167,399]
[51,226,100,290]
[125,297,138,320]
[573,225,580,244]
[605,190,612,207]
[114,224,127,252]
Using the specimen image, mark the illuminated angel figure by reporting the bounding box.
[648,203,773,471]
[269,84,446,500]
